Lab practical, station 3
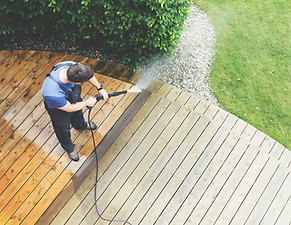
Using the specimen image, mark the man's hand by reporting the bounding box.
[85,96,98,107]
[59,96,97,112]
[99,89,109,100]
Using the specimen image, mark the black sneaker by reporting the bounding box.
[85,121,97,130]
[69,150,79,161]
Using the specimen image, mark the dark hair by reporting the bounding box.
[67,62,94,83]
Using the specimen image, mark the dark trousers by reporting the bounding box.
[44,102,87,153]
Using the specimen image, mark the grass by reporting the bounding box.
[195,0,290,149]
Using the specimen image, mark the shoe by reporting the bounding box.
[69,150,79,161]
[85,121,97,130]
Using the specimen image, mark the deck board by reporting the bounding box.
[1,50,290,225]
[52,81,290,225]
[0,50,139,225]
[260,173,291,225]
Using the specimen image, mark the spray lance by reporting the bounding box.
[88,85,142,109]
[87,90,128,110]
[95,90,127,102]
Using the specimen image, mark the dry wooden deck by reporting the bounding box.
[1,50,291,225]
[0,50,141,225]
[50,81,291,225]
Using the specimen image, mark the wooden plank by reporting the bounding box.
[0,98,45,164]
[186,137,264,225]
[193,99,210,115]
[0,50,26,79]
[213,152,272,225]
[50,93,163,225]
[126,108,218,224]
[244,165,289,225]
[155,83,173,97]
[0,77,124,224]
[22,85,137,225]
[0,53,64,166]
[260,173,291,225]
[0,50,13,62]
[0,117,55,196]
[92,102,185,224]
[0,51,48,111]
[0,53,70,134]
[274,193,291,225]
[204,103,220,119]
[146,79,164,93]
[154,113,238,224]
[0,54,80,162]
[108,110,202,225]
[269,141,285,160]
[0,50,36,90]
[171,118,254,224]
[37,89,149,225]
[67,96,175,224]
[51,166,98,225]
[278,149,291,169]
[184,94,200,109]
[250,129,266,147]
[260,135,276,154]
[5,79,126,224]
[197,144,261,225]
[240,124,257,141]
[165,85,182,101]
[0,108,48,190]
[175,90,192,105]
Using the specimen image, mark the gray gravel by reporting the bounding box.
[137,4,218,105]
[10,4,217,104]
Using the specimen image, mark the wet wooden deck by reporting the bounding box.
[1,50,291,225]
[0,50,141,225]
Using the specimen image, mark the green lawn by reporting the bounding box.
[196,0,290,149]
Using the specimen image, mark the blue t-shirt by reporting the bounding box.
[42,61,76,109]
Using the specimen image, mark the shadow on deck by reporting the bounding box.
[0,50,290,225]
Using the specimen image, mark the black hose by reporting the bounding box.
[88,106,132,225]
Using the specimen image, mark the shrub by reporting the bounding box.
[0,0,193,66]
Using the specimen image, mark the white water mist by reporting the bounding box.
[127,85,142,93]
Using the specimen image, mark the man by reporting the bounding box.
[42,61,108,161]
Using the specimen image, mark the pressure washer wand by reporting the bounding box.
[88,90,128,109]
[94,90,128,102]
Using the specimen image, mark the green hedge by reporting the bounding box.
[0,0,193,65]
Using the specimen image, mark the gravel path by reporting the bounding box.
[10,4,218,105]
[137,5,218,105]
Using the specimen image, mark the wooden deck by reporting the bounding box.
[0,50,141,225]
[1,50,291,225]
[50,81,291,224]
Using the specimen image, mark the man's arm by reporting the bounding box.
[58,97,97,113]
